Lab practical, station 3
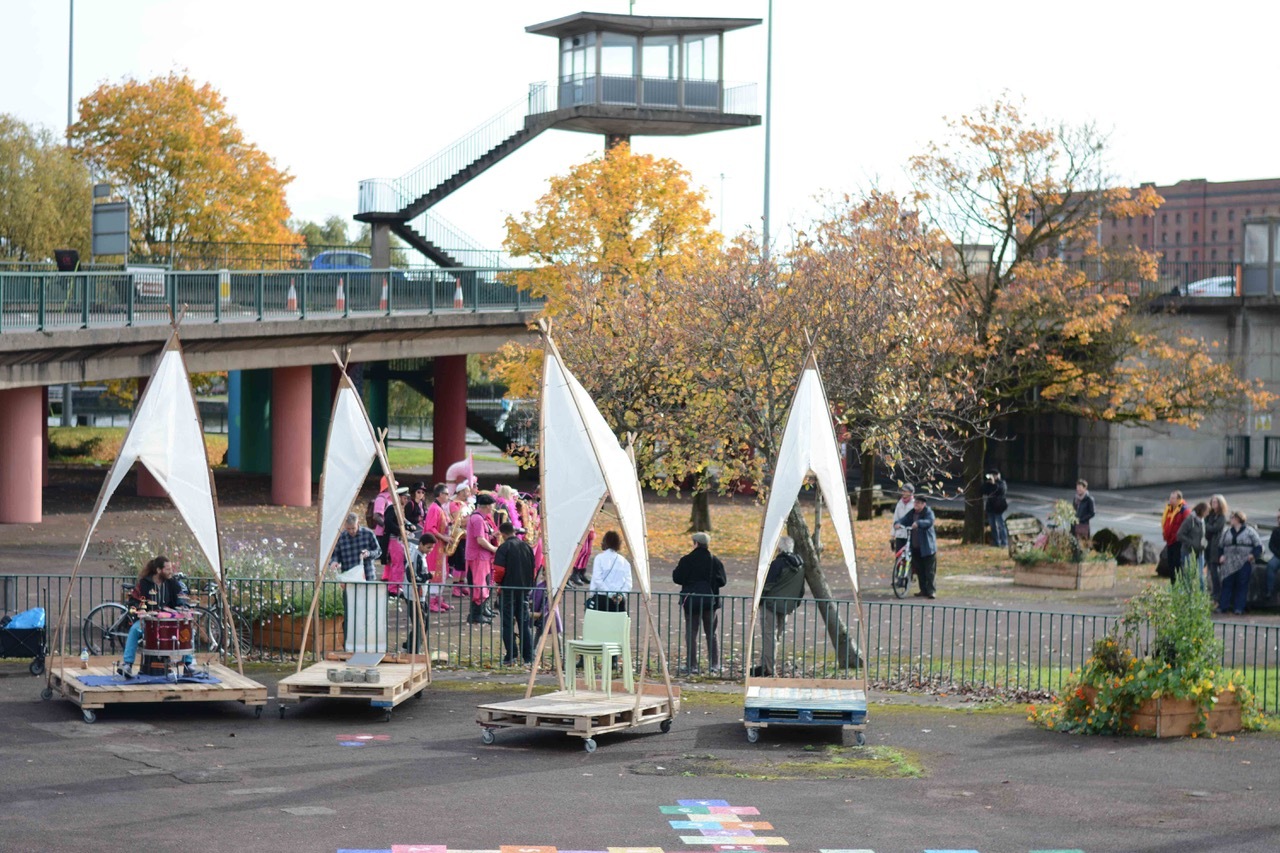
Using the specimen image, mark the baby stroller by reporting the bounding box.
[0,606,47,676]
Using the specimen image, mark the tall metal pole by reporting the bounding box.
[67,0,74,130]
[762,0,773,258]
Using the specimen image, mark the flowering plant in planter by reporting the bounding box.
[1031,572,1261,736]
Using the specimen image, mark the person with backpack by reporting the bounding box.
[982,469,1009,547]
[751,535,805,678]
[672,531,727,674]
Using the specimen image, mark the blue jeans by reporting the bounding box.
[123,620,193,667]
[1220,564,1253,615]
[1266,556,1280,599]
[987,512,1008,547]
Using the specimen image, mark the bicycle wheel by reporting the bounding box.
[82,603,131,655]
[190,607,225,655]
[891,553,911,599]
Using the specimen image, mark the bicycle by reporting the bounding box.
[80,578,228,657]
[891,543,913,599]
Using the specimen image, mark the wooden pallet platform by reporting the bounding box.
[45,655,267,722]
[276,657,431,718]
[476,682,680,747]
[743,676,868,732]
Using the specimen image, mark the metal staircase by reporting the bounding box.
[357,85,554,267]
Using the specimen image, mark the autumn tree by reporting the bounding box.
[495,143,723,525]
[0,115,90,262]
[910,98,1267,541]
[792,191,983,518]
[70,73,297,256]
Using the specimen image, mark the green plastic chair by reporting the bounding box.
[566,610,632,696]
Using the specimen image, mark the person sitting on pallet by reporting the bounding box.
[116,555,194,679]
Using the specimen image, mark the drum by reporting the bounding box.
[141,609,195,660]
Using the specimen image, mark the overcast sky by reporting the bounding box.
[6,1,1279,258]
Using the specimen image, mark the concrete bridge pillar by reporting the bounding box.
[271,366,312,507]
[134,376,167,498]
[0,386,44,523]
[433,355,467,486]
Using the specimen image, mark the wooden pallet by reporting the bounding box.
[476,682,680,750]
[44,655,267,723]
[743,677,868,741]
[275,657,431,720]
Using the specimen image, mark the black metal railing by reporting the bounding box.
[5,573,1278,714]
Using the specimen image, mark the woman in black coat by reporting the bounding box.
[672,531,727,674]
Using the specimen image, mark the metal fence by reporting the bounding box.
[0,268,540,333]
[4,573,1278,713]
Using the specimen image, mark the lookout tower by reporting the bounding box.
[526,12,762,148]
[356,11,760,268]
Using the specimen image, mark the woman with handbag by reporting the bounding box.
[587,530,631,612]
[1217,510,1261,616]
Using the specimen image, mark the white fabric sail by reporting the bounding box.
[317,379,380,574]
[541,346,652,595]
[754,360,859,609]
[75,345,222,578]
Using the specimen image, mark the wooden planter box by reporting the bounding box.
[1130,691,1243,738]
[1080,685,1242,737]
[1014,559,1116,590]
[251,615,342,656]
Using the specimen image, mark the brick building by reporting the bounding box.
[1065,177,1280,267]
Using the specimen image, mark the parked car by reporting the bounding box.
[310,250,410,309]
[1183,275,1236,297]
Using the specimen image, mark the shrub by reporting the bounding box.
[1030,572,1260,736]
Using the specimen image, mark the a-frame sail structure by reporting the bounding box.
[51,324,240,681]
[753,354,860,606]
[525,326,673,705]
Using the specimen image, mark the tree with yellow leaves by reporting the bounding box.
[70,72,297,257]
[910,98,1268,542]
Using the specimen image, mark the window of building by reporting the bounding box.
[1192,250,1199,261]
[1230,248,1236,260]
[1212,210,1218,223]
[1212,249,1218,259]
[1161,213,1168,225]
[1141,234,1148,246]
[1229,210,1236,221]
[1175,251,1182,261]
[1161,232,1167,244]
[1176,232,1182,245]
[1212,230,1218,242]
[1229,228,1235,242]
[1192,231,1198,243]
[1192,212,1199,224]
[1175,212,1182,224]
[1143,215,1150,226]
[1245,208,1252,217]
[682,33,719,81]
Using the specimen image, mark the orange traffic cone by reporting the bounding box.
[335,277,346,312]
[452,278,464,309]
[286,279,298,312]
[379,276,388,311]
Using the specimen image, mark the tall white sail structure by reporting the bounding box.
[753,355,859,609]
[540,340,651,596]
[315,373,380,577]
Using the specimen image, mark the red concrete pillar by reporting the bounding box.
[433,355,467,486]
[0,387,44,523]
[135,376,166,498]
[271,366,312,507]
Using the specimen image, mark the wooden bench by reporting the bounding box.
[1006,515,1044,558]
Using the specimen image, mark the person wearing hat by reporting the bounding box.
[447,483,473,596]
[423,484,453,612]
[899,494,938,599]
[890,484,916,555]
[672,531,727,674]
[463,493,500,624]
[404,482,428,532]
[982,469,1009,548]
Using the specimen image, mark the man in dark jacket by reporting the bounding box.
[751,535,805,677]
[1073,479,1096,540]
[982,469,1009,547]
[900,495,938,599]
[672,531,727,674]
[493,522,536,666]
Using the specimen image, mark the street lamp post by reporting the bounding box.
[762,0,773,258]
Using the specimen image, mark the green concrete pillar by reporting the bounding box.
[365,363,389,435]
[311,364,334,482]
[239,368,273,475]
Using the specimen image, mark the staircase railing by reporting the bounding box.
[406,211,512,269]
[358,88,547,216]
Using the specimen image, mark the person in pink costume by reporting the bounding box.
[494,484,523,531]
[464,494,500,624]
[568,527,595,587]
[424,483,452,612]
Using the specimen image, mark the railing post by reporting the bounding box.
[213,272,221,323]
[81,272,90,328]
[0,274,4,334]
[298,273,307,320]
[257,273,265,320]
[128,273,137,326]
[38,275,46,331]
[471,275,479,313]
[168,271,178,319]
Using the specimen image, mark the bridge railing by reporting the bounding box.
[0,268,541,333]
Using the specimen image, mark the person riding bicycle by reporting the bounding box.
[890,483,915,555]
[116,555,194,679]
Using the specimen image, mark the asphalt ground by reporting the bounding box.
[2,665,1278,853]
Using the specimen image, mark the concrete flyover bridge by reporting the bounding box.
[0,267,540,523]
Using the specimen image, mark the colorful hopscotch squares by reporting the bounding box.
[661,800,784,849]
